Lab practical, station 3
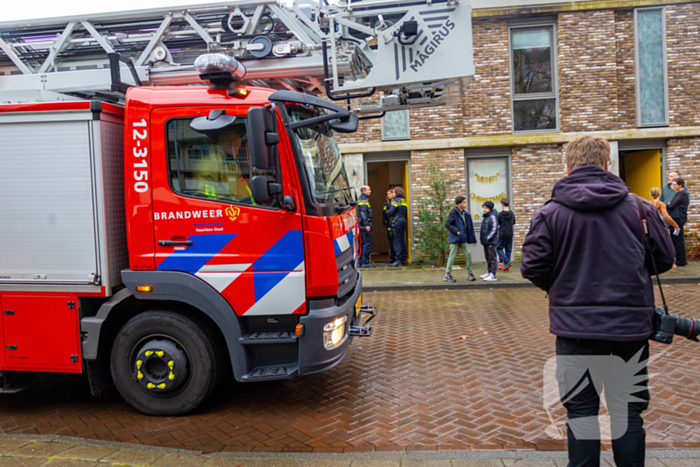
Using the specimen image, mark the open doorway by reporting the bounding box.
[366,160,410,264]
[619,149,663,201]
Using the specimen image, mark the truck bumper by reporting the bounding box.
[298,272,371,375]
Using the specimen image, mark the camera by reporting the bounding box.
[651,308,700,344]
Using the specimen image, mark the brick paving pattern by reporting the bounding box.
[1,286,700,454]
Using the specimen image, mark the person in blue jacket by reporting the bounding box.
[443,196,477,282]
[387,186,409,267]
[357,185,375,268]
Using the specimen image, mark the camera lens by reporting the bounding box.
[674,316,700,342]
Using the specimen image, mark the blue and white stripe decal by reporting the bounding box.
[333,231,355,255]
[157,234,237,274]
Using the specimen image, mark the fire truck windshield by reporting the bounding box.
[288,105,351,206]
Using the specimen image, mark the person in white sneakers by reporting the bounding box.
[480,201,498,281]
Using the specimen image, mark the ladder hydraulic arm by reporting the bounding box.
[0,0,474,112]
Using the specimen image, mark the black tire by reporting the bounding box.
[110,311,219,416]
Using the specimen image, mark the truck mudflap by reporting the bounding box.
[298,273,377,375]
[349,305,376,337]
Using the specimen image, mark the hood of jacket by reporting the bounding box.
[498,210,514,222]
[550,165,629,212]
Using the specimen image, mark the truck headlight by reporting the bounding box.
[323,316,347,349]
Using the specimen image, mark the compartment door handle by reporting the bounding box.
[158,240,193,247]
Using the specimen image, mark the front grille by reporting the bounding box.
[336,247,357,299]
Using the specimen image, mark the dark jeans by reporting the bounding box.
[669,225,687,266]
[360,229,372,265]
[392,220,408,263]
[556,337,650,467]
[483,244,497,275]
[387,227,396,262]
[497,237,513,265]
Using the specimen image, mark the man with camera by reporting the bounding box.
[521,135,675,466]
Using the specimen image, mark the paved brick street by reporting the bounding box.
[1,286,700,454]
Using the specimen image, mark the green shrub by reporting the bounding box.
[414,165,455,267]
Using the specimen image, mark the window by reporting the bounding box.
[635,7,669,127]
[465,156,510,223]
[166,117,279,207]
[381,110,410,140]
[509,24,558,133]
[287,105,351,205]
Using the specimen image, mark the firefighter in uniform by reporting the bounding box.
[383,189,396,264]
[387,186,408,267]
[358,186,375,268]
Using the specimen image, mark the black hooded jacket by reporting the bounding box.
[521,165,675,341]
[498,210,516,239]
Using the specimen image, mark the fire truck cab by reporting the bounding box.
[0,79,373,415]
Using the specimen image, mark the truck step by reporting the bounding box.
[241,365,298,382]
[239,331,297,345]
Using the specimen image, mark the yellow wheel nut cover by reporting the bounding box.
[155,351,165,357]
[168,360,174,369]
[168,372,175,381]
[157,383,167,389]
[144,351,153,357]
[137,371,144,380]
[136,360,143,369]
[147,383,155,389]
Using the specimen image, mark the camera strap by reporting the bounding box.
[630,194,669,314]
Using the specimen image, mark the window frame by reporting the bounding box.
[164,116,282,211]
[464,149,513,226]
[381,109,411,141]
[634,6,670,128]
[508,21,560,134]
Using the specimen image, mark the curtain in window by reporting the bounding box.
[382,110,410,140]
[637,8,667,126]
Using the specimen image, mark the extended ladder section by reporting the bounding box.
[0,0,474,112]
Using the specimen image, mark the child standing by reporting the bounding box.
[497,198,516,271]
[443,196,477,283]
[480,201,498,282]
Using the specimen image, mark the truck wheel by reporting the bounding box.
[110,311,219,416]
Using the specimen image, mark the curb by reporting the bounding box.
[364,276,700,292]
[3,435,700,461]
[0,434,202,456]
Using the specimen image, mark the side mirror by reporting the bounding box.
[329,113,359,133]
[248,107,278,171]
[250,175,282,205]
[283,195,297,212]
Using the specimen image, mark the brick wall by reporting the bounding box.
[410,83,465,140]
[463,18,512,136]
[666,3,700,128]
[511,144,566,255]
[409,149,467,220]
[409,149,467,259]
[666,137,700,249]
[336,3,700,261]
[558,10,619,132]
[615,10,637,129]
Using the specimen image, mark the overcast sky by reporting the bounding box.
[2,0,240,22]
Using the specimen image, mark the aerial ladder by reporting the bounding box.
[0,0,474,113]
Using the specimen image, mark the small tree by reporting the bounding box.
[415,165,455,267]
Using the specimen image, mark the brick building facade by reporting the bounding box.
[338,0,700,262]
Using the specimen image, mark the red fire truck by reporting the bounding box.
[0,0,473,415]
